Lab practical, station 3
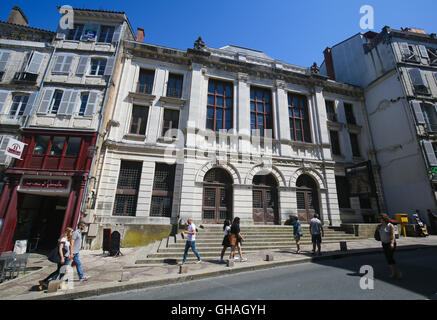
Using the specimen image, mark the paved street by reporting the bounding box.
[87,248,437,300]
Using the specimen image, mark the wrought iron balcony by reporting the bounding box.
[166,87,182,99]
[136,82,153,95]
[13,72,38,84]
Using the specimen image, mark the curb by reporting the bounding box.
[28,243,436,300]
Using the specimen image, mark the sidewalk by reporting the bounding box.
[0,235,436,300]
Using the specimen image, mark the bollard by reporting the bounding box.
[265,254,274,261]
[340,241,347,251]
[179,265,188,274]
[226,259,234,268]
[120,271,131,282]
[47,280,60,293]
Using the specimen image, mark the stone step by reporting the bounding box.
[168,235,362,246]
[150,241,363,257]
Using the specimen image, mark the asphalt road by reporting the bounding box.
[86,248,437,300]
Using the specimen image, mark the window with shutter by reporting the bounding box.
[25,51,45,74]
[112,25,123,43]
[76,56,89,75]
[411,101,426,124]
[104,56,115,76]
[66,91,79,115]
[409,69,429,95]
[52,54,73,74]
[98,26,115,43]
[37,88,54,114]
[23,91,38,116]
[83,91,98,117]
[423,140,437,167]
[0,90,10,114]
[400,43,418,62]
[89,59,106,76]
[0,50,11,72]
[0,136,10,164]
[419,45,429,59]
[57,90,73,115]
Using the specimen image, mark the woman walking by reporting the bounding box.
[229,217,247,262]
[220,219,232,263]
[40,227,73,285]
[378,213,402,279]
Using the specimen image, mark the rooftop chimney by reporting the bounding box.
[136,28,145,43]
[7,6,28,26]
[323,47,336,81]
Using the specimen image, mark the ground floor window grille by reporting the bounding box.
[113,161,143,216]
[150,163,176,217]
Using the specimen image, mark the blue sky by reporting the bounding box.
[1,0,436,66]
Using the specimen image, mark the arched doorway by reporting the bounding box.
[252,173,279,225]
[202,168,233,224]
[296,174,320,223]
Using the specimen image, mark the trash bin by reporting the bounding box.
[395,214,409,237]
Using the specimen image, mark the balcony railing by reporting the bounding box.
[136,82,153,95]
[425,123,437,133]
[166,87,182,98]
[414,85,431,96]
[327,112,338,122]
[13,72,38,84]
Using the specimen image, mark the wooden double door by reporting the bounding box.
[202,168,233,224]
[296,174,320,223]
[252,174,279,225]
[202,184,232,224]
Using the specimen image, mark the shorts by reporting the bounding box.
[311,234,322,244]
[294,234,301,241]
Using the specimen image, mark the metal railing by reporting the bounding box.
[136,82,153,95]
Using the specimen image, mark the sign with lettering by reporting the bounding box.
[21,178,69,190]
[5,138,27,160]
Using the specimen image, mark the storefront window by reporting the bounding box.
[66,137,82,156]
[33,136,50,155]
[50,137,66,155]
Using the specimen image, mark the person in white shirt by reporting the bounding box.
[310,214,324,255]
[180,218,201,265]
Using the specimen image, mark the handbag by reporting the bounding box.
[230,234,237,247]
[374,226,381,242]
[47,243,67,264]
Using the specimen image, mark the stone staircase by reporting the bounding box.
[136,224,368,264]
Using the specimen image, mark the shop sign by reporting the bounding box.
[20,178,70,190]
[5,138,27,160]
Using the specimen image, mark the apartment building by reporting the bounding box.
[321,26,437,224]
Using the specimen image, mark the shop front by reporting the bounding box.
[0,129,95,253]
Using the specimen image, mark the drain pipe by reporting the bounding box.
[76,32,123,228]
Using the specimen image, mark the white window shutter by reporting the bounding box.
[0,51,11,72]
[0,90,10,114]
[419,45,429,59]
[84,91,98,117]
[62,55,74,74]
[76,56,89,75]
[409,68,425,86]
[23,91,38,116]
[423,140,437,167]
[52,55,65,73]
[104,56,115,76]
[58,89,73,115]
[37,88,55,114]
[0,136,10,164]
[399,42,410,56]
[25,51,45,74]
[66,91,79,115]
[112,24,123,43]
[411,101,425,124]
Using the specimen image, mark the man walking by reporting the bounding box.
[70,222,90,281]
[180,218,202,265]
[310,214,324,255]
